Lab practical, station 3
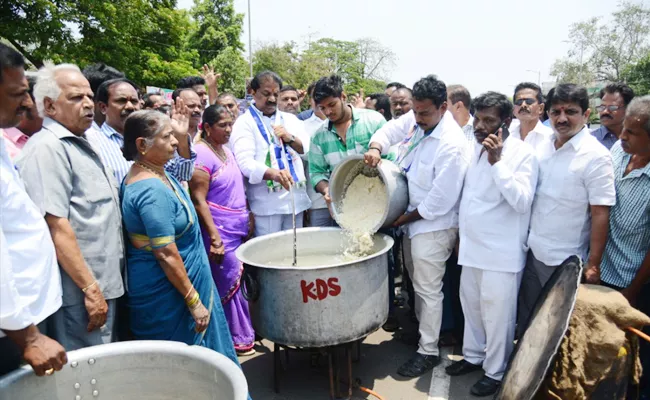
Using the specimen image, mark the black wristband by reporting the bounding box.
[369,146,382,153]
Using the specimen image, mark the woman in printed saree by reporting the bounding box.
[119,109,243,372]
[189,105,256,356]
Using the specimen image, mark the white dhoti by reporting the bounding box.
[408,228,457,356]
[460,266,522,380]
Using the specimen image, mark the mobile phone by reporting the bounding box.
[494,122,510,141]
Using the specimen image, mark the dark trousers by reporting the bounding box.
[379,228,397,315]
[441,250,464,339]
[0,336,23,377]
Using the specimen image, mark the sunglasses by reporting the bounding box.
[596,105,622,112]
[514,98,537,106]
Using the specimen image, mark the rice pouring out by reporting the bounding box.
[337,173,388,257]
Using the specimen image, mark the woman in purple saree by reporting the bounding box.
[190,105,256,355]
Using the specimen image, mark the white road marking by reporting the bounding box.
[427,347,453,400]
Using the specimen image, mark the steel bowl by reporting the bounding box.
[328,155,408,232]
[0,341,249,400]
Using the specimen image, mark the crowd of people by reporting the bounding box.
[1,40,649,399]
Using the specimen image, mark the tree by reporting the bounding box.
[251,37,395,94]
[209,46,249,97]
[552,2,650,85]
[621,53,650,95]
[0,0,248,89]
[252,42,299,81]
[188,0,245,67]
[0,1,75,68]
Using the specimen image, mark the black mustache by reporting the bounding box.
[601,115,613,119]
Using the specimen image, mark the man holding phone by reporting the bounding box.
[445,92,538,397]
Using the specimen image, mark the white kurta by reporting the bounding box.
[457,136,538,381]
[230,106,311,217]
[458,136,539,272]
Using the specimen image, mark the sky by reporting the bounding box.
[178,0,637,96]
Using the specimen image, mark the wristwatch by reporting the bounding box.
[288,134,295,144]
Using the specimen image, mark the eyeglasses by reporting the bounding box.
[514,98,537,106]
[596,105,622,112]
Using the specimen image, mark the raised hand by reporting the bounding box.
[170,97,190,137]
[201,64,221,89]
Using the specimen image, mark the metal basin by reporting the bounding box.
[0,341,249,400]
[237,227,393,347]
[329,155,408,231]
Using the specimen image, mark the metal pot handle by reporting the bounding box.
[241,265,260,302]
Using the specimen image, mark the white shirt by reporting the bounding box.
[301,113,328,210]
[510,119,553,158]
[528,126,616,266]
[231,106,311,216]
[371,110,471,238]
[0,137,62,337]
[459,137,538,272]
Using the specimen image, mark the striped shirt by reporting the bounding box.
[600,141,650,288]
[308,106,388,189]
[461,115,475,144]
[86,122,197,183]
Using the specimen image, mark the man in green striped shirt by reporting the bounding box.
[308,74,400,333]
[308,75,390,203]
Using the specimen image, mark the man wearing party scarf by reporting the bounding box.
[230,71,311,237]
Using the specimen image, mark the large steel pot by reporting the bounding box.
[0,341,248,400]
[329,155,408,231]
[237,227,393,347]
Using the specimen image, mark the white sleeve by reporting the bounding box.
[231,117,269,185]
[370,111,415,154]
[491,149,539,214]
[586,152,616,206]
[0,229,31,332]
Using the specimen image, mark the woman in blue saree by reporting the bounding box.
[119,109,243,374]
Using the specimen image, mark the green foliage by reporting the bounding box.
[621,52,650,95]
[0,0,244,89]
[251,37,395,94]
[0,0,395,97]
[188,0,245,67]
[552,2,650,85]
[210,46,249,97]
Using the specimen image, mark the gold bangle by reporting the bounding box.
[82,281,98,293]
[186,292,200,308]
[184,287,194,300]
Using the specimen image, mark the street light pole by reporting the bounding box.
[247,0,253,78]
